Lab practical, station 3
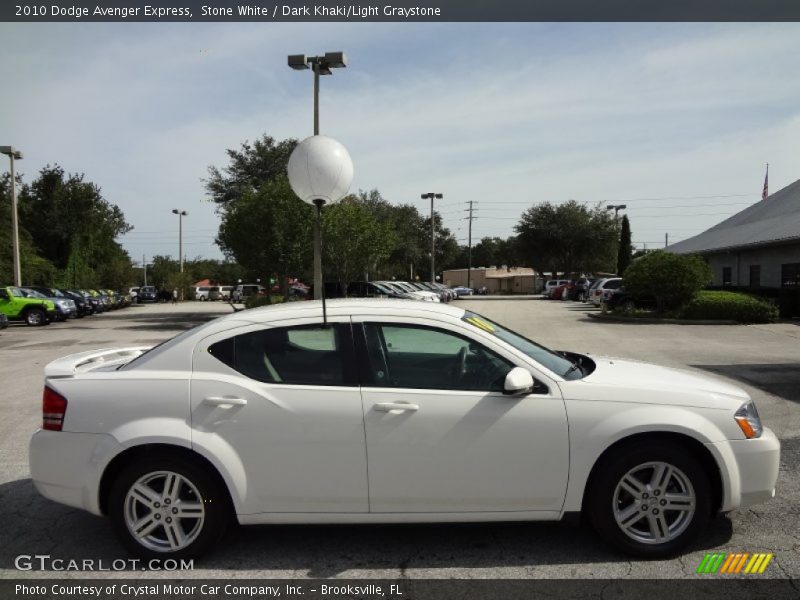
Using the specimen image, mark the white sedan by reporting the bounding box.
[30,300,779,559]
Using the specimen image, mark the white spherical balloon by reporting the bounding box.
[287,135,354,205]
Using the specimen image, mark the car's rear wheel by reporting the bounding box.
[109,456,230,559]
[588,443,710,558]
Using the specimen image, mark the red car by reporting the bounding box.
[551,282,573,300]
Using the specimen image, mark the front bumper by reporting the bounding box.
[707,427,780,511]
[29,429,122,516]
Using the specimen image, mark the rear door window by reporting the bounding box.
[208,324,356,386]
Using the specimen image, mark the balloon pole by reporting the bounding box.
[314,198,327,325]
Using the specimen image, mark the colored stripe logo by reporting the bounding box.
[696,552,773,574]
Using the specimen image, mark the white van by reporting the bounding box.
[194,286,212,301]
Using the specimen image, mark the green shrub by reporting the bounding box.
[681,291,778,323]
[244,294,284,309]
[623,250,711,313]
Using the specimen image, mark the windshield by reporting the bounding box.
[22,288,47,298]
[461,311,582,379]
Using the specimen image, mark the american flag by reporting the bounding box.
[762,163,769,201]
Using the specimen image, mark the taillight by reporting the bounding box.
[42,386,68,431]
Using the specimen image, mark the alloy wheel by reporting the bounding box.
[612,461,696,545]
[124,471,205,552]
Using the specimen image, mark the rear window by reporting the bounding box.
[208,324,356,386]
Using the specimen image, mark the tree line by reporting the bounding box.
[0,134,635,291]
[207,134,634,290]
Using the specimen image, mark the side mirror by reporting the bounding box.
[503,367,534,395]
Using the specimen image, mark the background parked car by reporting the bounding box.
[137,286,157,303]
[195,286,212,301]
[570,277,597,301]
[589,277,623,306]
[605,287,657,312]
[20,288,76,320]
[128,287,140,301]
[64,290,94,316]
[0,286,56,325]
[543,280,569,298]
[0,312,8,330]
[452,286,474,297]
[232,284,266,302]
[219,286,233,301]
[551,281,573,300]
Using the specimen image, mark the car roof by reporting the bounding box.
[239,299,465,322]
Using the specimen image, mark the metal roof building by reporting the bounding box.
[667,178,800,289]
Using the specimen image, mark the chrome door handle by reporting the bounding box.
[374,402,419,412]
[203,396,247,407]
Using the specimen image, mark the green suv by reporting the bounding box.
[0,286,57,326]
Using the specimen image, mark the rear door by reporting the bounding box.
[190,317,368,515]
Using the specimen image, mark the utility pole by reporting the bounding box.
[142,253,147,286]
[465,201,477,289]
[665,233,669,248]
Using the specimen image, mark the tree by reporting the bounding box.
[0,173,57,285]
[17,165,133,287]
[617,215,633,275]
[216,176,314,292]
[206,135,298,210]
[515,200,618,276]
[623,250,712,313]
[323,196,396,292]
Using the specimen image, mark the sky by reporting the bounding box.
[2,22,799,266]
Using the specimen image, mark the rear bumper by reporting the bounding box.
[29,429,122,516]
[707,427,780,511]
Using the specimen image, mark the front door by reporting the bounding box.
[354,318,569,513]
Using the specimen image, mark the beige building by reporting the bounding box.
[442,267,542,294]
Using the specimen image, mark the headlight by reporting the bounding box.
[735,401,763,439]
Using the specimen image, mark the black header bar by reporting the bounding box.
[3,0,800,22]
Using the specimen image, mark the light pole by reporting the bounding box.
[288,51,347,300]
[421,192,443,284]
[172,209,187,299]
[606,204,627,218]
[1,146,23,286]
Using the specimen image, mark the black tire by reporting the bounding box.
[24,308,46,326]
[587,442,711,558]
[109,455,231,560]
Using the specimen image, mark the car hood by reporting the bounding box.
[562,355,750,410]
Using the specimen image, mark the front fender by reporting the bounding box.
[562,400,734,513]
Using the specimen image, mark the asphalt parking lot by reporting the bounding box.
[1,299,798,580]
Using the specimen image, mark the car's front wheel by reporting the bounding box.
[588,443,711,558]
[25,308,46,326]
[109,456,230,559]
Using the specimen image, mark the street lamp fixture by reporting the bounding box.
[421,192,443,284]
[1,146,24,286]
[287,51,347,136]
[606,204,627,217]
[287,136,353,322]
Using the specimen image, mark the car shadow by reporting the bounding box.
[0,479,733,575]
[693,363,800,405]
